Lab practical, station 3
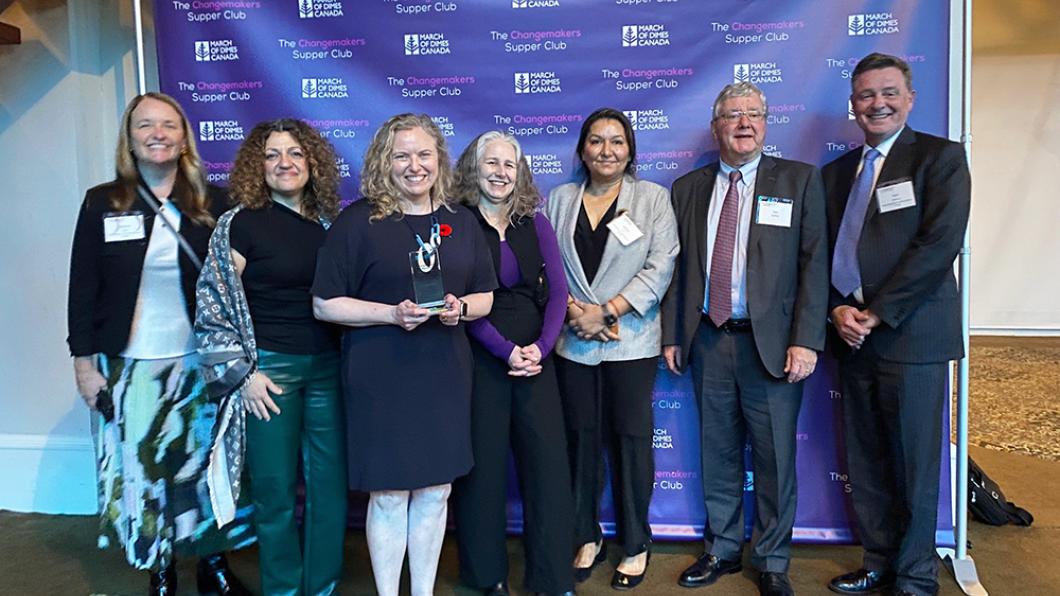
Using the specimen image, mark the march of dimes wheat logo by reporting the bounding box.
[847,12,900,36]
[302,77,350,99]
[198,120,245,142]
[298,0,344,19]
[621,24,671,47]
[512,0,560,8]
[514,72,562,94]
[404,33,451,56]
[194,40,239,62]
[623,109,670,131]
[733,62,783,84]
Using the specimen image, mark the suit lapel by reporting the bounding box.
[590,175,635,295]
[694,163,719,275]
[558,182,596,301]
[748,156,778,259]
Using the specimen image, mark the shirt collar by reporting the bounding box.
[719,154,762,180]
[863,126,904,159]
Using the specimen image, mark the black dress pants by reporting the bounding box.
[554,355,657,557]
[841,340,947,596]
[454,346,575,593]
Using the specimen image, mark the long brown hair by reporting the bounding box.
[228,119,341,221]
[109,92,213,226]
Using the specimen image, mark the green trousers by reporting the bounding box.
[246,349,347,596]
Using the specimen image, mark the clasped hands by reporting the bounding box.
[831,305,881,350]
[567,298,619,343]
[507,343,543,377]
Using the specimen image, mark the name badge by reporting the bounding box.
[103,212,146,242]
[876,179,916,213]
[755,196,793,228]
[606,212,644,246]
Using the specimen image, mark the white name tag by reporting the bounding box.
[103,213,146,242]
[876,179,916,213]
[607,212,644,246]
[755,196,793,228]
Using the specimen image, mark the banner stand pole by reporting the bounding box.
[939,0,987,593]
[133,0,147,95]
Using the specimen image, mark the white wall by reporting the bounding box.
[0,0,147,513]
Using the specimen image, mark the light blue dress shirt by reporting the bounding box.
[702,155,761,319]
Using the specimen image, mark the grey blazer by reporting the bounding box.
[545,175,679,365]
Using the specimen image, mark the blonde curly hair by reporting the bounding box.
[360,113,454,222]
[228,118,341,221]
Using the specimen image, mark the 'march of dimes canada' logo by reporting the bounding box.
[512,0,560,8]
[404,33,451,56]
[732,62,783,84]
[623,109,670,131]
[524,153,563,175]
[621,24,671,47]
[194,40,239,62]
[847,13,900,36]
[302,77,350,99]
[514,72,561,94]
[298,0,344,19]
[198,120,244,142]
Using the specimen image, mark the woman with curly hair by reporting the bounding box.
[195,118,346,595]
[451,131,575,596]
[68,92,251,595]
[312,113,496,596]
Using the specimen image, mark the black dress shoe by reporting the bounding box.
[149,565,177,596]
[678,553,742,588]
[534,592,576,596]
[610,551,650,591]
[485,581,510,596]
[197,553,251,595]
[828,569,895,594]
[759,571,795,596]
[573,541,607,583]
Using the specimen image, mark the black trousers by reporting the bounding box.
[554,355,657,557]
[840,340,946,596]
[689,322,803,573]
[454,346,575,593]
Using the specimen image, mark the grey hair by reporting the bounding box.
[475,130,523,164]
[711,82,768,120]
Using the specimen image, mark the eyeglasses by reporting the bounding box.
[715,110,765,123]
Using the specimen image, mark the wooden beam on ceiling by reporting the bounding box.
[0,22,21,45]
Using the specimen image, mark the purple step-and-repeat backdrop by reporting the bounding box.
[154,0,954,544]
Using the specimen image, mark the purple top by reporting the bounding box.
[468,214,568,362]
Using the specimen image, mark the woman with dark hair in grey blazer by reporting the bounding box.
[544,107,679,590]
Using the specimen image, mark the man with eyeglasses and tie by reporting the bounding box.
[661,81,827,596]
[823,53,970,596]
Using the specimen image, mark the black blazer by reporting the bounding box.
[821,127,970,363]
[661,155,828,378]
[66,181,226,357]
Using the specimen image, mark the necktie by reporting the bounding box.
[708,169,742,327]
[831,148,881,297]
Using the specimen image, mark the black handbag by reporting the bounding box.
[968,456,1033,526]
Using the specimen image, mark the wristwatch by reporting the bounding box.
[459,299,468,320]
[602,303,618,327]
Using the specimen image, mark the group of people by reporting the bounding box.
[67,52,968,596]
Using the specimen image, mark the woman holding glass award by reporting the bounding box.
[312,113,496,596]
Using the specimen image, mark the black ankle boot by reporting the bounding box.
[197,553,251,596]
[149,564,177,596]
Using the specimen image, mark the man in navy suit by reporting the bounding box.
[823,53,970,596]
[661,81,828,596]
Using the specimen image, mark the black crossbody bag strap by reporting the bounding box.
[136,184,203,270]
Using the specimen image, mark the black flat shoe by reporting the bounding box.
[149,565,177,596]
[197,553,251,595]
[759,571,795,596]
[828,569,895,594]
[573,541,607,583]
[610,551,650,591]
[678,552,742,588]
[485,580,510,596]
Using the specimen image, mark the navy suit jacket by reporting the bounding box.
[822,127,970,363]
[661,155,828,378]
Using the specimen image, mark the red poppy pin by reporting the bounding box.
[439,223,453,237]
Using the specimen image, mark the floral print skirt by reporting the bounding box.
[96,353,254,571]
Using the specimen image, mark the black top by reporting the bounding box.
[67,180,225,357]
[574,198,618,285]
[230,202,338,354]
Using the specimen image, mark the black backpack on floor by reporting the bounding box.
[968,456,1034,526]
